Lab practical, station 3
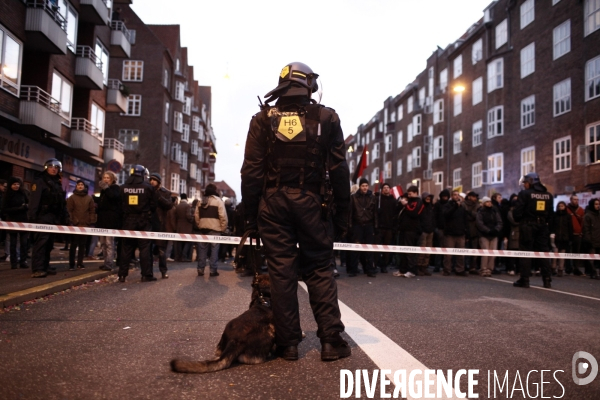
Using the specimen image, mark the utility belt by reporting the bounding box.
[265,181,321,195]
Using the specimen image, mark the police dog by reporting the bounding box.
[170,274,275,373]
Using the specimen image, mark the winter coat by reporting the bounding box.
[566,203,584,236]
[175,199,194,234]
[96,183,121,229]
[377,193,399,230]
[398,196,423,233]
[550,209,573,244]
[419,193,435,234]
[166,205,177,233]
[462,198,481,239]
[67,189,96,227]
[194,195,228,233]
[583,202,600,248]
[151,186,174,232]
[507,208,520,250]
[1,188,29,222]
[476,205,503,238]
[349,189,378,227]
[433,189,450,230]
[442,199,467,236]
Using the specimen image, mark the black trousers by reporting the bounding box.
[69,233,87,267]
[258,187,344,346]
[118,217,153,278]
[9,230,29,267]
[398,230,420,274]
[154,240,168,273]
[31,213,59,273]
[348,224,376,274]
[377,228,394,267]
[518,221,551,279]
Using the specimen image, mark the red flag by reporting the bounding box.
[352,145,368,183]
[392,184,404,199]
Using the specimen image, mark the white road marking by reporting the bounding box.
[485,277,600,301]
[299,282,456,399]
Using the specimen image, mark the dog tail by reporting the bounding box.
[171,343,239,374]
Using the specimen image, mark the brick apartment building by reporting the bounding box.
[347,0,600,199]
[0,0,216,199]
[105,5,217,199]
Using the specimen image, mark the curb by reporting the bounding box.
[0,270,114,308]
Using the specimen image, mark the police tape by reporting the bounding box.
[1,221,599,260]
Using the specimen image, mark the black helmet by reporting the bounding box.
[520,172,541,186]
[264,62,319,101]
[44,158,62,172]
[130,164,146,177]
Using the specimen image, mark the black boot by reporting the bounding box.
[543,277,552,288]
[321,332,351,361]
[513,278,530,288]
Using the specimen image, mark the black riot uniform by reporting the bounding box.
[118,165,156,282]
[28,159,66,277]
[241,62,351,361]
[513,173,554,288]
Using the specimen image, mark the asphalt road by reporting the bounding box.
[0,261,599,400]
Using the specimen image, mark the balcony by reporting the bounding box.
[201,162,210,172]
[110,21,132,58]
[71,118,101,156]
[24,0,67,54]
[208,172,215,182]
[208,154,216,163]
[106,79,127,112]
[103,138,124,166]
[75,46,104,90]
[19,86,63,137]
[202,141,212,150]
[79,0,109,26]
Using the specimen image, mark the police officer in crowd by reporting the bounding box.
[28,158,66,278]
[149,172,174,279]
[118,165,156,283]
[513,172,554,289]
[241,62,351,361]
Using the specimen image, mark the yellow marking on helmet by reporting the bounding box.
[291,71,306,78]
[280,66,290,79]
[278,115,303,140]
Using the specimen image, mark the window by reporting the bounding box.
[385,134,392,152]
[57,1,78,52]
[51,71,73,120]
[397,159,403,176]
[170,173,180,193]
[413,114,422,135]
[472,162,482,188]
[521,43,535,78]
[90,103,104,138]
[553,20,571,60]
[95,40,109,85]
[407,123,414,142]
[418,87,426,108]
[473,120,483,147]
[521,95,535,128]
[433,172,443,187]
[440,68,448,91]
[472,39,482,64]
[163,136,168,156]
[183,96,191,115]
[587,122,600,163]
[384,161,392,179]
[390,111,396,122]
[164,102,169,123]
[407,155,413,172]
[348,160,355,174]
[554,136,571,172]
[472,77,483,105]
[488,153,503,184]
[189,186,196,199]
[453,93,462,116]
[434,136,443,160]
[118,165,132,185]
[180,153,188,170]
[487,58,503,92]
[182,123,190,143]
[122,60,143,81]
[171,143,181,162]
[520,0,534,29]
[372,143,380,162]
[496,19,508,49]
[521,146,535,176]
[0,25,22,96]
[553,79,571,116]
[174,111,183,133]
[412,147,421,168]
[487,106,503,138]
[585,0,600,36]
[163,68,169,88]
[407,96,413,114]
[192,116,200,132]
[397,130,403,148]
[586,56,600,101]
[434,99,444,124]
[371,127,376,140]
[175,58,180,72]
[398,104,404,121]
[371,168,379,186]
[118,129,139,151]
[124,94,141,116]
[175,81,184,101]
[453,168,461,189]
[453,131,462,154]
[453,54,463,79]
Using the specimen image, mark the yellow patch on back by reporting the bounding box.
[129,195,139,205]
[278,115,303,140]
[536,201,545,211]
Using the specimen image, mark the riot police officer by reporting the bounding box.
[28,158,67,278]
[241,62,351,361]
[118,165,156,282]
[513,172,553,288]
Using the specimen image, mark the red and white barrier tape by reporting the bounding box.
[1,221,598,260]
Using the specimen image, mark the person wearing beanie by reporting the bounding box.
[463,191,481,274]
[148,172,174,278]
[66,180,96,270]
[96,171,121,272]
[550,201,572,277]
[476,196,503,277]
[376,183,399,273]
[393,185,422,278]
[442,190,469,276]
[195,183,228,277]
[1,177,30,269]
[416,192,435,276]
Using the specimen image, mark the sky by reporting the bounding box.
[131,0,493,200]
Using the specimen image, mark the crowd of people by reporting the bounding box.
[338,178,600,282]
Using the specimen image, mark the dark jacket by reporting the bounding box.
[120,175,155,218]
[583,200,600,248]
[507,207,520,250]
[66,189,96,227]
[550,209,573,244]
[152,186,174,232]
[96,183,121,229]
[398,196,423,233]
[349,189,377,227]
[434,189,450,230]
[419,193,435,234]
[175,199,194,234]
[462,198,481,239]
[377,193,399,230]
[476,205,503,238]
[1,187,29,223]
[443,199,467,236]
[27,171,66,223]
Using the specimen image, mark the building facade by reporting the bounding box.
[347,0,600,198]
